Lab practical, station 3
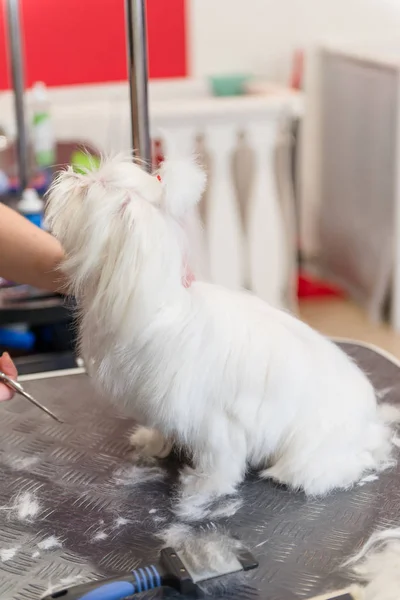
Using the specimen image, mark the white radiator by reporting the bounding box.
[301,42,400,328]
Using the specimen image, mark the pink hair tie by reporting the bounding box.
[182,263,195,288]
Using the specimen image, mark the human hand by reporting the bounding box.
[0,352,18,401]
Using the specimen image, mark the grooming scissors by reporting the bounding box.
[0,371,63,423]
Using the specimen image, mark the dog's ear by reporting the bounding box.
[157,159,206,219]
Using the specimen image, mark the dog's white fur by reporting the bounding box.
[344,528,400,600]
[46,156,398,520]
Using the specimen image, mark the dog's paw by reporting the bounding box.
[175,466,238,521]
[180,465,238,496]
[129,427,173,459]
[260,465,290,486]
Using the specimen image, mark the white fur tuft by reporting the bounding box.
[37,535,62,551]
[344,527,400,600]
[158,158,206,219]
[0,491,41,521]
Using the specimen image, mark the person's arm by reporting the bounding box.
[0,203,66,292]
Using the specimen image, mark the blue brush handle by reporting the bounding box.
[41,566,162,600]
[75,582,135,600]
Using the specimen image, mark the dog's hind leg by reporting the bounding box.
[175,419,247,521]
[130,426,173,458]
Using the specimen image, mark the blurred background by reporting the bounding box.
[2,0,400,374]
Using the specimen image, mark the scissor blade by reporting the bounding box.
[19,389,64,423]
[0,371,63,423]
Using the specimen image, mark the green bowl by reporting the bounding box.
[209,74,250,97]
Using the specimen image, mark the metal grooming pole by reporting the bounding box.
[5,0,151,186]
[125,0,152,171]
[5,0,29,192]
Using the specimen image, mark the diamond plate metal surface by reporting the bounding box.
[0,342,399,600]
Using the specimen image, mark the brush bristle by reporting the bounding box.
[160,524,244,583]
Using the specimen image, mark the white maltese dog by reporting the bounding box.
[46,156,398,520]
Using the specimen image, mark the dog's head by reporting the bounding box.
[46,155,206,327]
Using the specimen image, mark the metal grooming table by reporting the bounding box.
[0,341,399,599]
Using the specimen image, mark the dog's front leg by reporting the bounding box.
[130,426,173,458]
[175,419,247,521]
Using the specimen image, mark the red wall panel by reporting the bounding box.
[0,0,187,90]
[0,1,7,89]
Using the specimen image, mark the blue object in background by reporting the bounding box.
[7,169,51,196]
[25,213,42,227]
[17,188,44,229]
[0,327,35,351]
